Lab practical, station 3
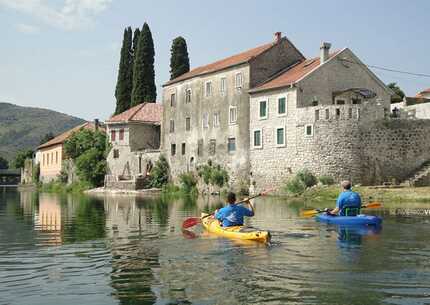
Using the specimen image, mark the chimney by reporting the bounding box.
[94,118,99,131]
[274,32,282,44]
[320,42,331,64]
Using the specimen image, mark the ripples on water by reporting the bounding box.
[0,188,429,305]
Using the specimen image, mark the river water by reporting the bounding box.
[0,188,429,305]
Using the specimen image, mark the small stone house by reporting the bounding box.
[37,121,103,183]
[105,102,163,190]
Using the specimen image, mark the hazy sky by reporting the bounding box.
[1,0,429,120]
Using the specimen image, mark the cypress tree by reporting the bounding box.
[131,22,156,106]
[170,36,190,80]
[114,27,133,114]
[132,28,140,55]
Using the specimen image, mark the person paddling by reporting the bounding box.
[326,180,362,216]
[214,192,255,227]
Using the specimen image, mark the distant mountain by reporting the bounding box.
[0,102,85,161]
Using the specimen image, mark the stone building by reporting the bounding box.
[105,102,163,190]
[162,33,305,186]
[37,121,103,183]
[391,93,430,120]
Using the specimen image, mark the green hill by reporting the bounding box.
[0,102,85,161]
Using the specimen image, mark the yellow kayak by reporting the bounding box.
[200,213,271,243]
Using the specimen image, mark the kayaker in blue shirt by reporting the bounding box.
[326,180,362,216]
[215,192,255,227]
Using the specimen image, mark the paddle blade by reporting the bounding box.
[363,202,382,209]
[182,217,201,229]
[301,209,320,217]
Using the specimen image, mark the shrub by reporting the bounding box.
[178,172,198,194]
[284,176,306,195]
[297,169,317,188]
[319,175,335,186]
[149,155,170,188]
[13,150,33,169]
[197,161,229,193]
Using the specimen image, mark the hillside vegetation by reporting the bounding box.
[0,102,85,161]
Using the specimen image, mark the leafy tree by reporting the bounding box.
[114,27,133,114]
[64,129,108,187]
[0,156,8,169]
[170,36,190,80]
[39,132,54,145]
[149,155,170,188]
[388,82,405,103]
[131,22,156,106]
[13,150,33,169]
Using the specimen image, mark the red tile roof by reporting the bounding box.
[250,50,341,93]
[416,88,430,97]
[38,122,105,149]
[107,103,163,124]
[163,41,277,86]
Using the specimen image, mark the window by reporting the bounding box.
[119,128,124,140]
[335,108,341,119]
[336,99,346,105]
[228,137,236,152]
[352,98,362,105]
[185,89,191,103]
[209,139,216,155]
[278,97,286,115]
[253,129,262,148]
[357,108,361,119]
[170,93,176,107]
[276,127,285,146]
[170,119,175,133]
[55,151,58,164]
[348,108,353,119]
[202,113,209,128]
[229,106,237,124]
[171,144,176,156]
[213,113,220,127]
[325,109,330,119]
[312,100,319,106]
[181,143,186,155]
[259,100,267,119]
[51,153,53,164]
[197,139,203,156]
[43,154,45,166]
[205,81,212,97]
[47,153,49,165]
[111,130,116,141]
[315,109,320,121]
[220,77,226,94]
[305,124,314,137]
[185,117,191,131]
[235,73,243,88]
[113,149,119,159]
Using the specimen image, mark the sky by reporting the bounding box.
[1,0,429,121]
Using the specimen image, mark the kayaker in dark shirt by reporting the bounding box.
[326,180,362,216]
[215,192,255,227]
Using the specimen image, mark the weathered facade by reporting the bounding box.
[162,33,305,186]
[105,103,162,190]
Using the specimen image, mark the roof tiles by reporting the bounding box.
[107,103,163,124]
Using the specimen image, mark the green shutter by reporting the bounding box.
[260,101,267,117]
[278,98,286,114]
[277,128,284,145]
[254,130,261,146]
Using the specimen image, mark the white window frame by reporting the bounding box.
[229,106,237,125]
[235,72,243,89]
[305,124,314,137]
[277,96,287,116]
[204,81,212,98]
[227,137,236,153]
[252,128,263,149]
[185,88,192,103]
[220,77,227,95]
[259,100,268,120]
[170,93,176,107]
[202,113,209,128]
[213,112,220,127]
[275,126,286,147]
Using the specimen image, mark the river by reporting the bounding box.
[0,188,429,305]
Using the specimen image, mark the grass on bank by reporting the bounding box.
[39,181,92,194]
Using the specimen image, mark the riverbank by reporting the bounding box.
[84,186,161,196]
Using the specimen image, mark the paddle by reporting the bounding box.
[181,188,275,229]
[301,202,382,217]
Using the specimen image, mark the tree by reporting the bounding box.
[0,156,8,169]
[39,132,54,145]
[64,129,108,187]
[114,27,133,114]
[388,82,405,103]
[170,36,190,80]
[149,155,170,188]
[13,150,33,169]
[132,28,140,56]
[131,22,156,106]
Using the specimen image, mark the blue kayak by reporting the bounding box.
[316,213,382,226]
